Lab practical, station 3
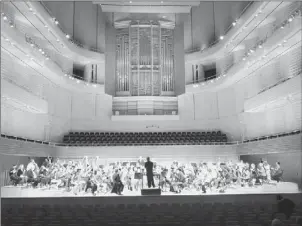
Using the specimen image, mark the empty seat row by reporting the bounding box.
[62,131,227,146]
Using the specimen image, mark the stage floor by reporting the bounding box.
[1,182,300,198]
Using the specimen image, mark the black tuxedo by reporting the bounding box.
[145,161,155,188]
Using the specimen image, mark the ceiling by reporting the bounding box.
[94,0,200,13]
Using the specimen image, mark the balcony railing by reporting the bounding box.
[188,6,302,86]
[1,129,300,148]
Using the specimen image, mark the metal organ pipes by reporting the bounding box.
[115,20,175,96]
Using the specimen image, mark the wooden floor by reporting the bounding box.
[1,182,299,198]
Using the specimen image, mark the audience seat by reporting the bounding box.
[62,131,228,146]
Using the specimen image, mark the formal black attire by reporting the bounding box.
[145,161,155,188]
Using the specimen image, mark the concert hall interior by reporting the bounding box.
[1,1,302,226]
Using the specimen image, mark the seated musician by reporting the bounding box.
[271,162,283,182]
[16,164,27,185]
[26,158,41,187]
[159,167,171,191]
[39,165,51,187]
[111,169,124,195]
[257,163,267,184]
[85,175,98,195]
[9,165,22,186]
[170,168,186,193]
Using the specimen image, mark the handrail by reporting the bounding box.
[39,2,103,54]
[246,71,301,101]
[1,129,300,148]
[187,6,302,86]
[185,1,254,54]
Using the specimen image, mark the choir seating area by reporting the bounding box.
[2,201,302,226]
[62,131,228,146]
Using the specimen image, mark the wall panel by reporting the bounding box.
[74,2,98,48]
[217,87,236,117]
[194,92,219,120]
[71,93,96,119]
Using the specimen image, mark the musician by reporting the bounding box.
[85,176,98,195]
[111,169,124,195]
[145,157,155,188]
[272,162,283,182]
[9,165,22,186]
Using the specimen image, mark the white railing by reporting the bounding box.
[187,6,302,86]
[1,129,300,147]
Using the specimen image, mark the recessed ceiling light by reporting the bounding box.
[161,1,163,3]
[129,1,132,3]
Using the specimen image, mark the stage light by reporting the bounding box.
[44,25,48,28]
[33,11,36,15]
[65,34,70,39]
[64,73,68,77]
[223,74,226,77]
[162,16,166,18]
[10,23,14,28]
[3,15,7,21]
[55,20,59,25]
[232,21,237,26]
[29,7,33,11]
[39,48,42,52]
[243,57,246,61]
[46,57,49,60]
[76,80,80,84]
[220,36,224,40]
[283,40,287,43]
[42,51,45,55]
[5,38,9,41]
[250,49,254,53]
[129,1,132,3]
[288,17,293,22]
[161,1,163,3]
[93,84,97,87]
[211,80,214,83]
[258,45,262,49]
[56,39,60,42]
[281,25,284,29]
[30,43,34,47]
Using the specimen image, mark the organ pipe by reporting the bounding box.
[115,21,174,96]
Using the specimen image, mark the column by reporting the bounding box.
[84,64,92,83]
[198,64,205,82]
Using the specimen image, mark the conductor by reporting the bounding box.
[145,157,155,188]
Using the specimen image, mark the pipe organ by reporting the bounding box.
[115,20,175,97]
